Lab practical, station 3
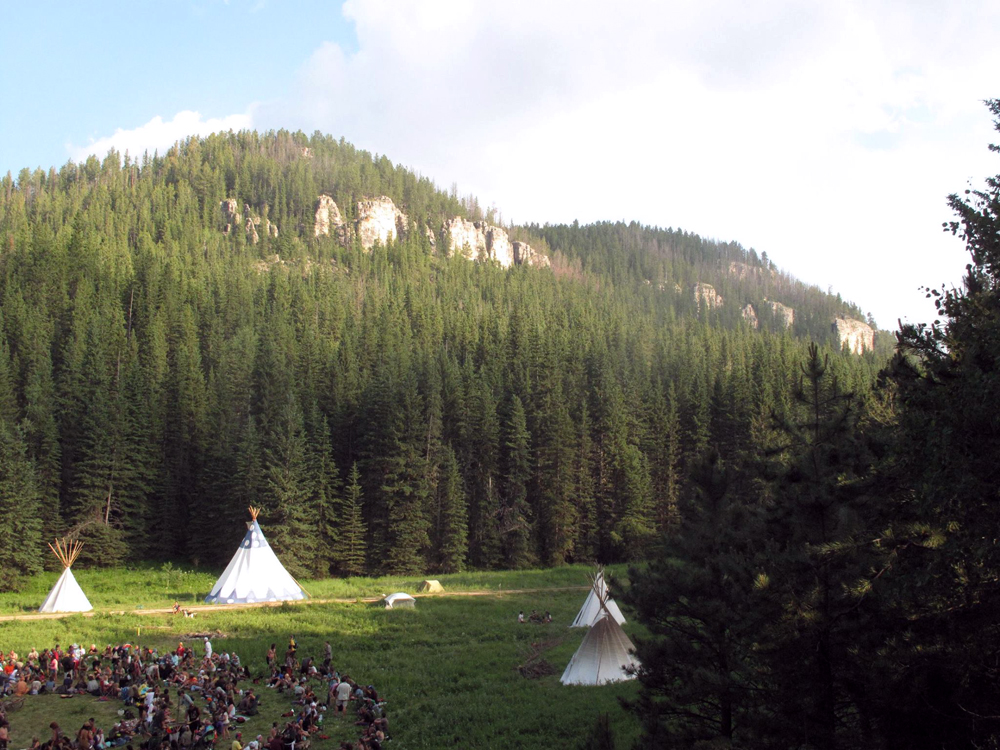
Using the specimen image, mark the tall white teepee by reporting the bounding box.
[571,568,625,627]
[205,507,307,604]
[561,580,639,686]
[39,538,92,613]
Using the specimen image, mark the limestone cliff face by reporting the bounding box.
[445,217,487,261]
[693,283,723,310]
[356,196,407,250]
[832,317,874,354]
[314,195,344,238]
[512,241,551,268]
[444,218,547,269]
[766,299,795,329]
[485,226,513,267]
[742,303,759,328]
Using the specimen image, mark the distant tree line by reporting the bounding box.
[0,130,884,585]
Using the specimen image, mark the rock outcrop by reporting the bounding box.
[220,199,274,245]
[314,195,344,238]
[742,303,759,328]
[832,317,874,354]
[443,218,507,266]
[443,219,548,268]
[512,241,551,268]
[220,198,239,235]
[766,299,795,329]
[356,196,408,250]
[693,283,723,310]
[485,226,513,267]
[445,217,488,261]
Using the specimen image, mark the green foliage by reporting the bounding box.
[624,452,763,747]
[0,129,885,577]
[874,98,1000,748]
[0,419,43,589]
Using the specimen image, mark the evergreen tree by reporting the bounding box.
[624,452,762,748]
[0,420,43,590]
[754,343,878,750]
[874,99,1000,748]
[333,462,367,576]
[433,444,468,573]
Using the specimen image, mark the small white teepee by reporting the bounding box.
[571,568,625,627]
[561,578,639,686]
[205,507,307,604]
[39,538,92,613]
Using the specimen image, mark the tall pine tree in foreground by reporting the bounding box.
[874,98,1000,749]
[624,451,763,748]
[754,343,878,750]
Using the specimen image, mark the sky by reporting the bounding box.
[3,0,999,330]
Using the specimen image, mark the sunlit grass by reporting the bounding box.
[1,567,640,749]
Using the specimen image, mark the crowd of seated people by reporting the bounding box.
[1,635,390,750]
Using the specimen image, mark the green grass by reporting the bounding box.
[0,567,641,749]
[0,563,607,615]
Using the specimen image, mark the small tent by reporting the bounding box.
[205,507,307,604]
[571,568,625,627]
[39,538,92,613]
[383,592,416,609]
[418,580,444,593]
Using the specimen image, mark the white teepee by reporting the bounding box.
[571,568,625,627]
[561,581,639,686]
[205,507,307,604]
[39,539,92,613]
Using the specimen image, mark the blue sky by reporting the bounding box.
[3,0,1000,329]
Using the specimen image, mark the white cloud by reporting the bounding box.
[188,2,1000,326]
[68,110,253,163]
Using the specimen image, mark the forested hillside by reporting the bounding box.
[0,130,889,583]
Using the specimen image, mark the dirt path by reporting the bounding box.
[0,586,589,622]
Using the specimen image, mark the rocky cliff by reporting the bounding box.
[832,317,874,354]
[356,196,408,250]
[444,218,519,267]
[766,299,795,329]
[314,195,344,238]
[693,283,723,310]
[221,199,275,245]
[444,217,488,261]
[512,241,551,268]
[742,303,759,328]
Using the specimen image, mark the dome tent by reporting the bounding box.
[205,507,307,604]
[382,592,416,609]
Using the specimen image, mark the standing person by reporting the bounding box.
[265,645,276,670]
[335,679,352,714]
[204,638,213,660]
[323,642,332,665]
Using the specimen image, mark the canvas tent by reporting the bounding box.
[418,580,444,593]
[39,538,92,613]
[383,592,416,609]
[205,507,307,604]
[560,611,640,685]
[571,568,625,627]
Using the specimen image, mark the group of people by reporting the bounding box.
[262,639,388,750]
[0,636,389,750]
[516,610,552,624]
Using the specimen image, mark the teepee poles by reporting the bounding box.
[49,538,84,569]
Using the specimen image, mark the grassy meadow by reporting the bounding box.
[0,566,641,749]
